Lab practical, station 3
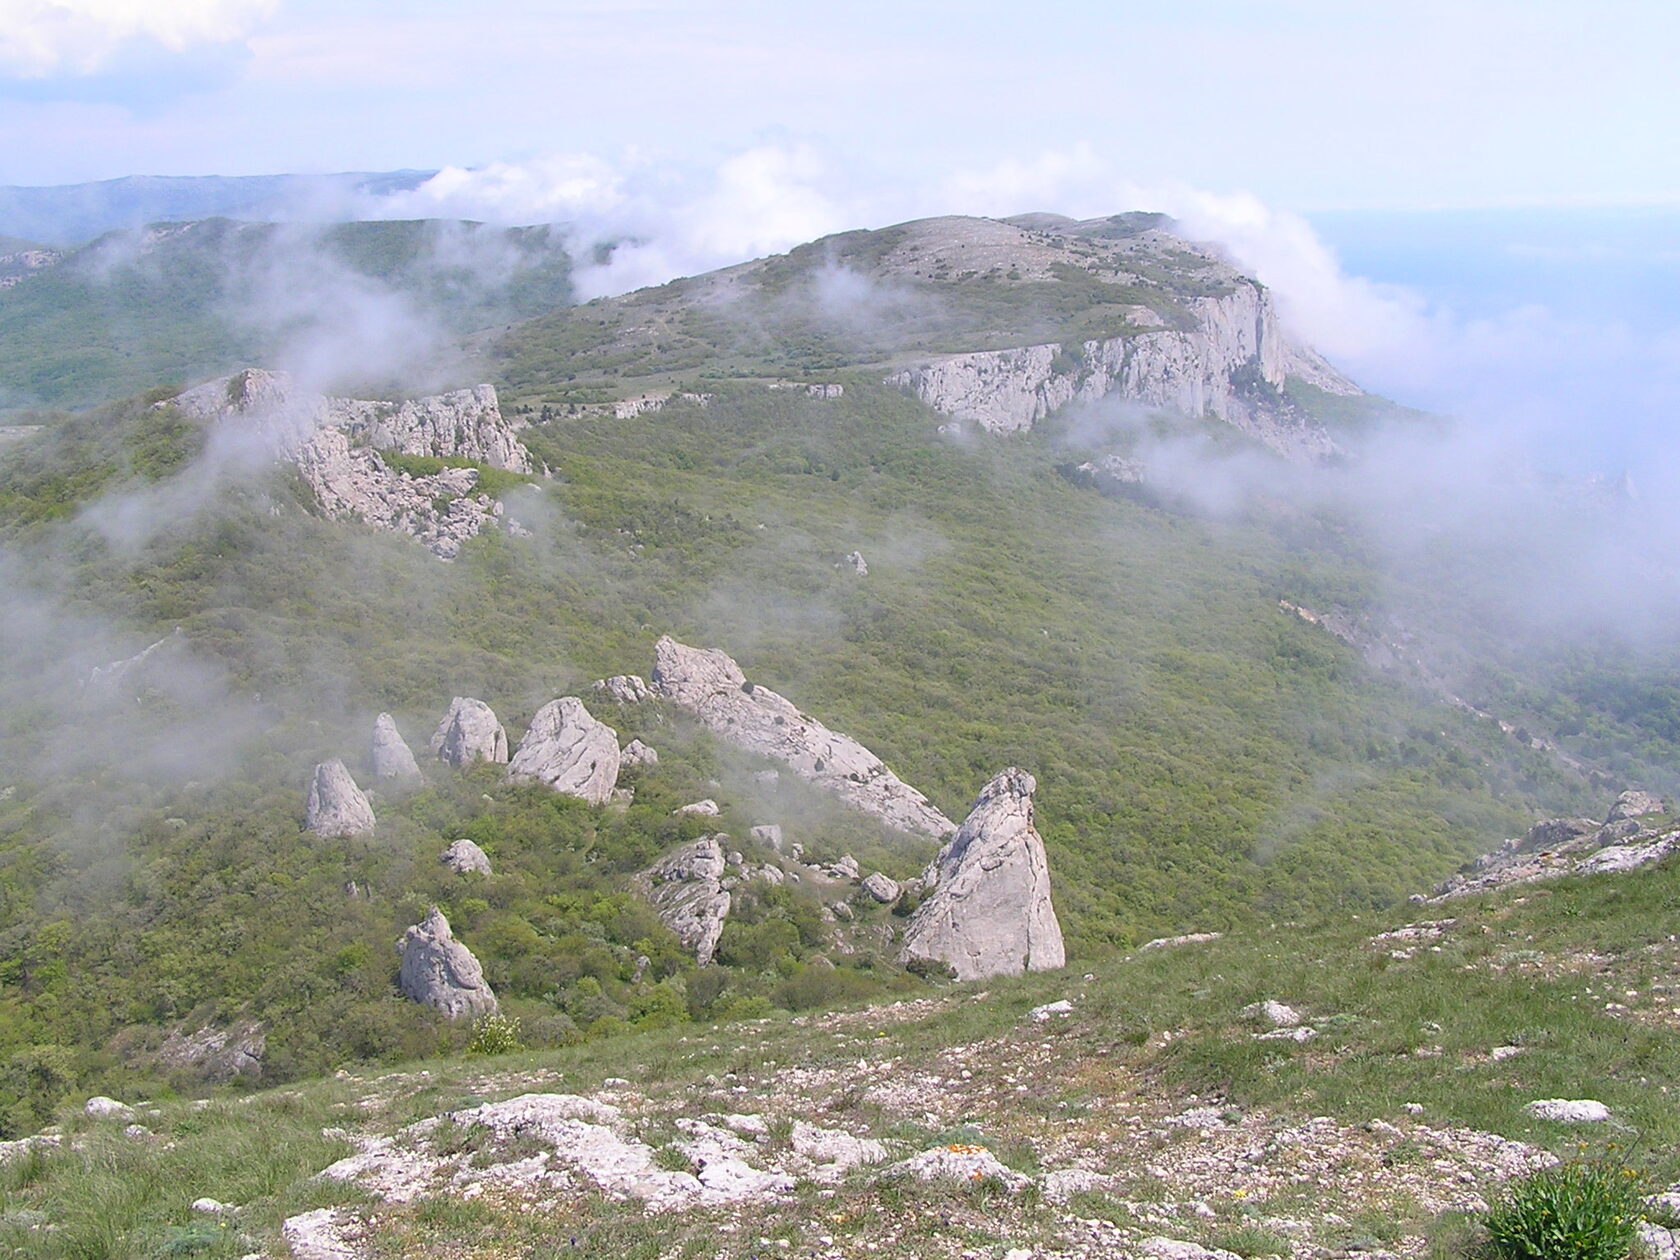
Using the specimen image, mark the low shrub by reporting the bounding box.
[1481,1160,1646,1260]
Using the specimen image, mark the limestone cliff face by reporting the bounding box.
[171,370,533,558]
[899,768,1065,981]
[888,284,1357,462]
[649,636,955,838]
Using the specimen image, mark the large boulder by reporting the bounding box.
[398,907,498,1019]
[430,697,509,767]
[899,768,1065,981]
[1609,789,1664,821]
[506,697,621,804]
[649,636,954,838]
[634,836,731,966]
[441,838,492,876]
[304,760,376,837]
[371,713,422,783]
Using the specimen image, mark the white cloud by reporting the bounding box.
[0,0,277,77]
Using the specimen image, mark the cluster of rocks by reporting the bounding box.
[169,370,537,559]
[1432,790,1673,900]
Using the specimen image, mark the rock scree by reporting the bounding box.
[648,635,955,837]
[899,767,1065,980]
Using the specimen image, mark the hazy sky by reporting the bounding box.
[3,0,1678,212]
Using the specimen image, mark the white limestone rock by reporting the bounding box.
[1138,932,1223,952]
[635,836,731,965]
[1609,789,1664,821]
[1524,1099,1611,1123]
[85,1095,135,1120]
[305,760,376,838]
[899,768,1065,981]
[397,907,497,1019]
[861,872,900,904]
[593,674,652,704]
[1242,999,1302,1027]
[789,1121,888,1178]
[506,697,621,805]
[440,838,492,876]
[370,713,422,783]
[674,799,720,818]
[650,636,955,838]
[430,697,508,767]
[886,1145,1032,1192]
[842,550,868,575]
[621,739,659,768]
[281,1207,362,1260]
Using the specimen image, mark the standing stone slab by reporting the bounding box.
[430,697,509,767]
[899,768,1065,981]
[305,760,376,838]
[506,697,621,804]
[398,907,498,1019]
[371,713,422,783]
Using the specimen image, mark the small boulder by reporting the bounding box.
[370,713,422,783]
[674,799,720,817]
[430,697,509,767]
[829,854,860,880]
[861,872,900,904]
[622,738,658,768]
[1241,1000,1301,1028]
[507,697,621,804]
[398,907,498,1019]
[85,1096,134,1120]
[842,550,868,576]
[592,674,651,704]
[304,759,376,837]
[1524,1098,1611,1123]
[441,838,492,876]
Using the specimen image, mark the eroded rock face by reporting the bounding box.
[887,284,1356,462]
[158,1022,265,1084]
[430,697,508,767]
[506,698,620,804]
[371,713,422,783]
[305,759,377,838]
[397,907,497,1019]
[592,674,652,704]
[622,739,659,768]
[635,836,731,965]
[171,371,532,559]
[1609,789,1664,821]
[899,768,1065,981]
[649,636,954,838]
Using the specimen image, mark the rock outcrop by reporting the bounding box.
[371,713,422,783]
[170,370,534,559]
[592,674,652,704]
[441,838,492,876]
[397,907,498,1019]
[304,759,377,837]
[430,697,509,767]
[157,1021,265,1084]
[622,739,659,768]
[888,283,1357,462]
[1432,802,1680,900]
[899,768,1065,981]
[506,698,621,804]
[649,636,955,838]
[634,836,731,965]
[1608,789,1664,821]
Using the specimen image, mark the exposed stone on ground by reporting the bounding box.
[1640,1222,1680,1260]
[1042,1167,1120,1201]
[1067,452,1147,495]
[397,907,497,1019]
[189,1198,228,1214]
[1523,1099,1611,1123]
[751,824,784,850]
[592,674,652,704]
[788,1121,888,1178]
[634,836,731,966]
[370,714,422,783]
[1433,802,1680,900]
[1139,932,1223,952]
[173,372,533,560]
[440,838,491,876]
[157,1021,265,1083]
[829,854,860,880]
[506,697,620,805]
[282,1207,362,1260]
[1143,1239,1244,1260]
[886,1144,1033,1192]
[1255,1026,1317,1043]
[1242,1000,1302,1028]
[1609,789,1665,821]
[430,698,508,767]
[842,550,867,575]
[85,627,186,691]
[304,760,376,838]
[899,768,1066,980]
[649,636,955,837]
[621,738,658,768]
[84,1096,134,1120]
[673,799,720,817]
[1029,999,1074,1021]
[861,872,900,903]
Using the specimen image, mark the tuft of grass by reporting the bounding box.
[1481,1161,1647,1260]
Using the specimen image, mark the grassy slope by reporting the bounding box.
[7,855,1680,1257]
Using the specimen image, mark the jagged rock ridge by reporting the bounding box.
[648,636,955,838]
[170,369,534,559]
[900,767,1065,981]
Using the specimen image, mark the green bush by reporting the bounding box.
[1481,1161,1646,1260]
[465,1013,524,1057]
